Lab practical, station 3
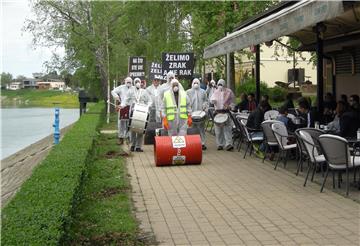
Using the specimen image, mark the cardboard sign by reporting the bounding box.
[162,52,194,79]
[171,136,186,148]
[128,56,146,80]
[149,62,165,81]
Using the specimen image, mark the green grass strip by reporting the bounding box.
[1,103,104,245]
[64,133,146,245]
[1,89,78,108]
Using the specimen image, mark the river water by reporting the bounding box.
[1,108,79,160]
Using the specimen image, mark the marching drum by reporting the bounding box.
[214,113,229,127]
[128,103,149,134]
[119,105,130,120]
[191,110,206,123]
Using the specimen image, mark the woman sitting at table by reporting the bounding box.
[276,106,296,133]
[326,101,346,134]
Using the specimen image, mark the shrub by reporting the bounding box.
[268,86,287,102]
[236,77,269,97]
[1,103,104,245]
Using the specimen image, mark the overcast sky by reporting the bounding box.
[1,0,62,78]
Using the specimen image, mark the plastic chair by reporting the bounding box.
[271,122,297,170]
[261,120,280,163]
[318,134,360,196]
[239,119,264,158]
[264,110,279,120]
[299,130,326,187]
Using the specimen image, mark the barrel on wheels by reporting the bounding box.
[154,135,202,166]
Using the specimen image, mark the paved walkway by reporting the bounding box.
[128,134,359,245]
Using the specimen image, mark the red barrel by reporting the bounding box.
[154,135,202,166]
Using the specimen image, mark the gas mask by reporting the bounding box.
[135,82,141,89]
[193,83,199,89]
[173,86,179,92]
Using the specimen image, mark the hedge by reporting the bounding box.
[1,103,104,245]
[236,77,287,102]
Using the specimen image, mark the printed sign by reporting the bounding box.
[149,62,165,81]
[128,56,146,80]
[171,136,186,148]
[172,155,186,165]
[162,52,194,79]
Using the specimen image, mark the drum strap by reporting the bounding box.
[135,88,142,103]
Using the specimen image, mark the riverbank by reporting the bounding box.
[1,107,79,159]
[1,89,78,108]
[1,124,74,207]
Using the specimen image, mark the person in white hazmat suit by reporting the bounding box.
[206,79,217,100]
[111,77,133,145]
[146,78,161,123]
[186,78,208,150]
[210,79,235,151]
[162,79,192,136]
[158,71,185,109]
[123,78,152,152]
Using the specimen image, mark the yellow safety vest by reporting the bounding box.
[164,90,188,121]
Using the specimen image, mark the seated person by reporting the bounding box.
[261,95,272,112]
[326,101,346,134]
[246,100,266,138]
[233,93,248,112]
[340,94,349,110]
[323,92,337,123]
[297,97,318,128]
[349,94,360,116]
[276,106,296,133]
[340,113,359,138]
[247,93,257,112]
[282,93,295,110]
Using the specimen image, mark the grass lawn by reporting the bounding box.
[1,89,78,108]
[64,116,152,245]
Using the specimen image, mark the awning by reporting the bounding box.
[203,0,344,59]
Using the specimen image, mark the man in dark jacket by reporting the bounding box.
[233,93,248,112]
[340,95,360,138]
[297,97,318,128]
[246,100,266,136]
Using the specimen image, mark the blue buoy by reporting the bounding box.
[53,108,60,144]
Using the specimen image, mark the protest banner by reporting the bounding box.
[128,56,146,79]
[149,62,165,81]
[162,52,194,79]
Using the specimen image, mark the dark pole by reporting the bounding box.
[331,58,336,99]
[255,44,260,102]
[316,23,324,114]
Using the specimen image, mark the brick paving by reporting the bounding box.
[128,133,360,245]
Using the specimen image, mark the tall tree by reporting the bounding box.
[0,72,13,87]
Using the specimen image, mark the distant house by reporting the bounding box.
[37,80,66,90]
[32,73,44,79]
[8,82,23,90]
[23,78,37,89]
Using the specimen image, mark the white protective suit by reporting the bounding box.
[111,77,133,139]
[206,79,217,100]
[186,78,208,145]
[210,79,235,149]
[162,79,191,136]
[158,71,184,117]
[124,78,152,150]
[146,82,161,122]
